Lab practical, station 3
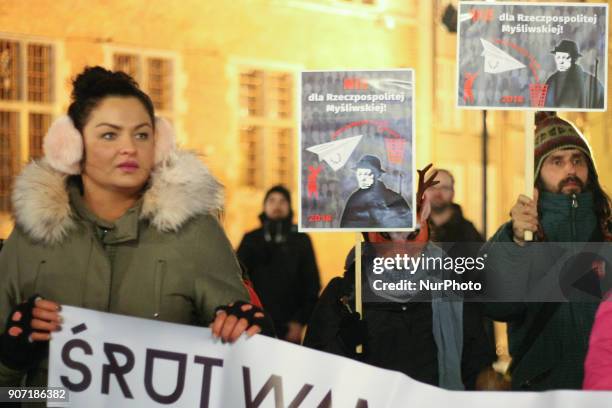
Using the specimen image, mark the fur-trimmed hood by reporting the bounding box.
[12,150,223,245]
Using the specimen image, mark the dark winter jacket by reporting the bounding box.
[430,204,486,286]
[0,151,250,396]
[304,247,493,390]
[482,191,609,390]
[237,216,320,338]
[431,204,484,246]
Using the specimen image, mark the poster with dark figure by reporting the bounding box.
[340,155,411,228]
[457,1,608,111]
[299,70,416,232]
[544,39,605,109]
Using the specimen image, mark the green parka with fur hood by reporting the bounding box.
[0,150,249,389]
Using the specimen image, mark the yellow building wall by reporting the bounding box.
[0,0,418,286]
[0,0,611,286]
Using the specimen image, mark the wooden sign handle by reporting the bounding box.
[524,111,535,241]
[355,232,363,354]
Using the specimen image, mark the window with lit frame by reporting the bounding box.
[238,68,295,190]
[0,38,56,212]
[110,50,175,120]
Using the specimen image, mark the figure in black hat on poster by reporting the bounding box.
[340,154,412,228]
[544,39,604,109]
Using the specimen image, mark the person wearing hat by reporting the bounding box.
[305,165,495,390]
[340,154,412,228]
[544,39,604,109]
[237,185,321,343]
[481,112,612,390]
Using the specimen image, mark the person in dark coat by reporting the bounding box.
[237,185,321,342]
[482,112,612,390]
[340,155,412,229]
[544,40,604,109]
[305,166,494,390]
[425,169,484,245]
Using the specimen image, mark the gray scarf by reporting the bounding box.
[426,244,465,390]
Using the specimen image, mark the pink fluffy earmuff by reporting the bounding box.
[43,115,176,175]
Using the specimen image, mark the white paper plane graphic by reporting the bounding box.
[459,12,473,23]
[306,135,363,171]
[480,38,526,74]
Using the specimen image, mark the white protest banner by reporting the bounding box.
[457,1,608,111]
[49,306,612,407]
[299,69,416,232]
[48,306,403,407]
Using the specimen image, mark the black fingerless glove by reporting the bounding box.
[338,311,368,358]
[215,300,276,338]
[0,295,48,370]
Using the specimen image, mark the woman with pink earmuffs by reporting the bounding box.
[0,66,272,389]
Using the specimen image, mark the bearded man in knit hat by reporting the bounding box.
[482,112,612,390]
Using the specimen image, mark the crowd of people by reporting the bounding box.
[0,67,611,404]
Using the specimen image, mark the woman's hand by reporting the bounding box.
[0,295,61,370]
[210,301,275,343]
[30,298,62,341]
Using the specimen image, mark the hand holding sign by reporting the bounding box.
[0,295,60,370]
[210,301,275,342]
[31,298,63,341]
[510,188,540,245]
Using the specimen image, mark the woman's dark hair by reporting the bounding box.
[67,66,155,132]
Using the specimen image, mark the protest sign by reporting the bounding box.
[299,69,416,232]
[457,1,608,111]
[48,306,399,407]
[48,306,612,407]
